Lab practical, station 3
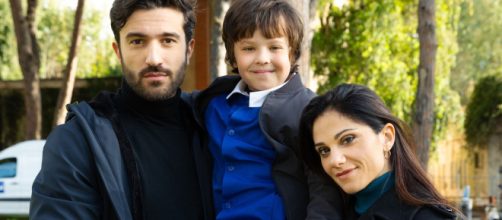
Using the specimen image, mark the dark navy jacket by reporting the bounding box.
[30,92,214,220]
[194,74,343,220]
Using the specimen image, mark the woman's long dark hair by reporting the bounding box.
[299,83,458,214]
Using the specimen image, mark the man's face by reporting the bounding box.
[113,8,194,101]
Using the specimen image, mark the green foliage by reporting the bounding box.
[0,77,121,149]
[0,216,29,220]
[451,0,502,104]
[37,2,119,79]
[464,75,502,147]
[311,0,464,153]
[76,9,120,78]
[38,6,75,78]
[431,0,464,145]
[0,0,119,80]
[0,2,10,63]
[312,0,419,122]
[0,1,22,80]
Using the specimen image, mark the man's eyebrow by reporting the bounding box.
[125,32,146,39]
[125,32,181,39]
[159,32,181,39]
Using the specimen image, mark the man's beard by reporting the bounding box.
[122,62,187,101]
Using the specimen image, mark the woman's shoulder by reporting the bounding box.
[413,204,457,219]
[360,188,458,220]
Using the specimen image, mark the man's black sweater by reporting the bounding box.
[113,83,203,220]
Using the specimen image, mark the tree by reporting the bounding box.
[311,0,463,167]
[312,0,419,120]
[210,0,230,79]
[0,1,20,81]
[464,75,502,147]
[413,0,437,169]
[451,0,502,104]
[52,0,85,126]
[9,0,42,139]
[288,0,318,89]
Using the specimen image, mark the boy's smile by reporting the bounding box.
[233,29,292,91]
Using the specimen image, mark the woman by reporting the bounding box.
[299,84,461,219]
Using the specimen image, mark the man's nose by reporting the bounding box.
[145,43,162,66]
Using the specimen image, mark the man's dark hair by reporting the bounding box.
[222,0,304,73]
[110,0,196,45]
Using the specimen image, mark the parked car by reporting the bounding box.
[0,140,45,216]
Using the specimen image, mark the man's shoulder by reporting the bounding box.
[205,75,240,95]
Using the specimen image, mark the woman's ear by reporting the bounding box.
[382,123,395,151]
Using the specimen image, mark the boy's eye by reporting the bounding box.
[341,135,355,145]
[316,146,330,158]
[242,47,254,51]
[270,45,283,50]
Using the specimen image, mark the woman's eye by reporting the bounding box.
[316,147,330,158]
[242,47,254,51]
[341,135,355,145]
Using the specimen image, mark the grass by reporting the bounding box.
[0,216,29,220]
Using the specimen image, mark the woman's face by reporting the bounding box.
[312,110,395,194]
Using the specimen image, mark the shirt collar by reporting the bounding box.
[226,75,292,107]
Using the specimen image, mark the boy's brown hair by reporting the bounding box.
[222,0,304,73]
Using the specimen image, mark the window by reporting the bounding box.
[0,158,17,178]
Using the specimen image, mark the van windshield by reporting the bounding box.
[0,158,16,178]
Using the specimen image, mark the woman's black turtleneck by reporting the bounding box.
[113,83,202,219]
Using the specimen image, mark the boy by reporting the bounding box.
[194,0,342,219]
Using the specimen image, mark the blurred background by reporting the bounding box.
[0,0,501,219]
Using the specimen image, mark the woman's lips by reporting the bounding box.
[336,168,354,178]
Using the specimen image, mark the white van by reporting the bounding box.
[0,140,45,216]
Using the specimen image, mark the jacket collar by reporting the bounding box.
[193,73,305,127]
[355,188,456,220]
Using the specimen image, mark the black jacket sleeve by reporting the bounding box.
[30,119,103,219]
[305,164,344,220]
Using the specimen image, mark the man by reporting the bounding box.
[29,0,213,219]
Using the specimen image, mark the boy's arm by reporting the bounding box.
[30,121,103,219]
[305,167,344,220]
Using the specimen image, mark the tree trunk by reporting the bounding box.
[288,0,318,90]
[209,0,230,79]
[413,0,437,170]
[9,0,42,139]
[53,0,85,127]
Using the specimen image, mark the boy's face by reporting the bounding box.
[233,30,291,91]
[113,8,194,101]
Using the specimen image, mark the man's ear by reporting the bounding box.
[186,39,195,65]
[382,123,396,151]
[112,42,122,62]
